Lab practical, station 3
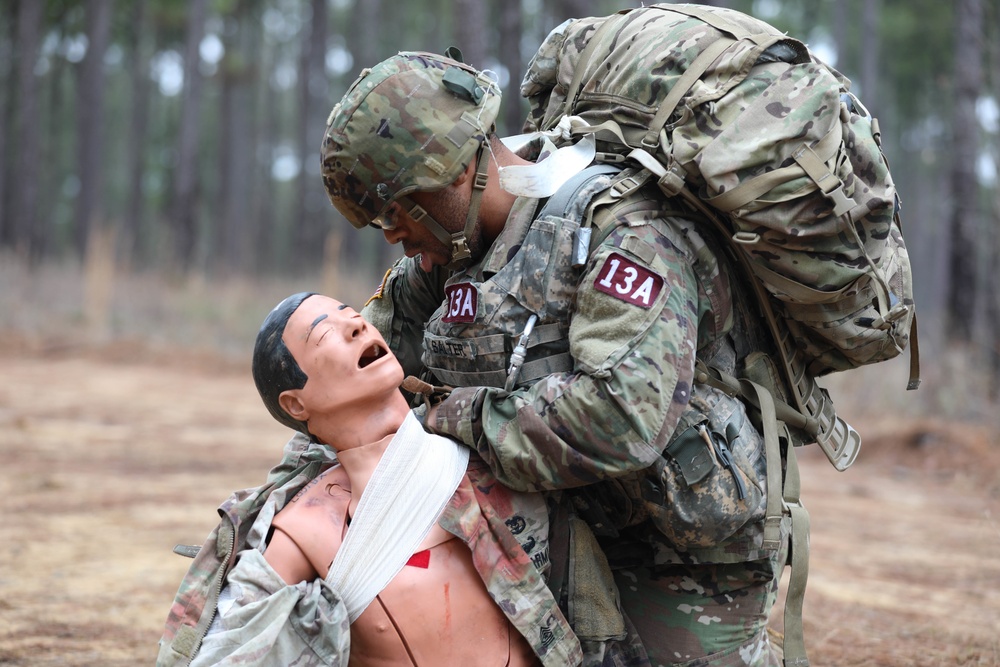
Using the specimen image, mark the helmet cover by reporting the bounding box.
[321,52,502,229]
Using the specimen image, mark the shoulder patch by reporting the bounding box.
[593,252,665,308]
[364,267,394,307]
[443,283,479,323]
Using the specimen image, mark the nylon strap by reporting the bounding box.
[705,121,842,213]
[660,3,776,46]
[448,146,490,269]
[425,322,569,360]
[732,375,811,666]
[738,378,785,550]
[430,354,574,389]
[641,36,736,148]
[557,13,629,126]
[781,441,811,667]
[792,141,857,217]
[742,259,874,307]
[397,195,453,247]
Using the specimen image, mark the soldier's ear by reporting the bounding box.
[450,155,477,188]
[279,390,309,422]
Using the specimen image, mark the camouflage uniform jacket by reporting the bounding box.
[157,433,582,667]
[363,165,775,566]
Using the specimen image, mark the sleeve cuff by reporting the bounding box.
[429,386,482,446]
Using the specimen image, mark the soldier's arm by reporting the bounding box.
[430,217,701,492]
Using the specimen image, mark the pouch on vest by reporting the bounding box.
[629,385,767,550]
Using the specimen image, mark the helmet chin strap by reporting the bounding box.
[448,146,490,270]
[395,145,490,272]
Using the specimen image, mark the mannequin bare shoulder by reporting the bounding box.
[267,465,350,583]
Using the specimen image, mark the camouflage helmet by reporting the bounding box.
[321,52,501,265]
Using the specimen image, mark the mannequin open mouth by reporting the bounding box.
[358,343,387,369]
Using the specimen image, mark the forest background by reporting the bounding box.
[2,1,1000,665]
[1,0,1000,407]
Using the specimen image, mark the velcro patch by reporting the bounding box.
[443,283,479,323]
[364,267,393,307]
[593,253,665,308]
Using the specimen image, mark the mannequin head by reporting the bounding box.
[252,293,406,446]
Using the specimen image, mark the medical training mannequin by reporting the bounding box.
[262,293,539,666]
[186,292,581,667]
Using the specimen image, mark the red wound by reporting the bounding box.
[405,549,431,568]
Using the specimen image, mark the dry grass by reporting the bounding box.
[0,249,383,365]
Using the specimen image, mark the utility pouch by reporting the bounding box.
[640,388,767,550]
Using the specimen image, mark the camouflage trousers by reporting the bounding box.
[612,549,786,667]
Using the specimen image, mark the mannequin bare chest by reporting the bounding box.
[267,464,539,666]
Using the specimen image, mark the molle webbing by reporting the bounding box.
[425,323,571,388]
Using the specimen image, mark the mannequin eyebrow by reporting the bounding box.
[305,314,329,341]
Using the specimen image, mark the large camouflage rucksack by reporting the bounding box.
[520,3,918,471]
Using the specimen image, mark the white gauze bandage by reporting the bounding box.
[499,117,597,198]
[325,411,470,622]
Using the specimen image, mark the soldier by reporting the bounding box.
[320,51,789,667]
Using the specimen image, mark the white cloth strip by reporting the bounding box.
[325,411,470,623]
[499,118,597,198]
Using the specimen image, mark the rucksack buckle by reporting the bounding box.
[657,169,686,197]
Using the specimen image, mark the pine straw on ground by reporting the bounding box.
[0,337,998,667]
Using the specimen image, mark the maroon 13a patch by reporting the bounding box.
[594,253,665,308]
[443,283,479,323]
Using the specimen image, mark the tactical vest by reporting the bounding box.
[422,165,687,392]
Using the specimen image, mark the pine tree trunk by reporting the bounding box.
[0,0,15,249]
[172,0,208,271]
[123,0,151,267]
[293,0,329,267]
[453,0,489,68]
[860,0,881,111]
[216,0,256,274]
[946,0,984,342]
[11,0,43,259]
[73,0,113,258]
[498,0,524,136]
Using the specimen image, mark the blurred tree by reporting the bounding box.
[72,0,112,257]
[0,0,13,249]
[454,0,489,68]
[215,0,260,273]
[123,0,153,266]
[555,0,598,19]
[860,0,881,111]
[348,0,381,68]
[985,0,1000,395]
[252,19,281,273]
[498,0,524,135]
[946,0,983,342]
[171,0,208,270]
[10,0,43,260]
[292,0,330,267]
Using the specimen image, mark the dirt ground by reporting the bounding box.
[1,340,998,667]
